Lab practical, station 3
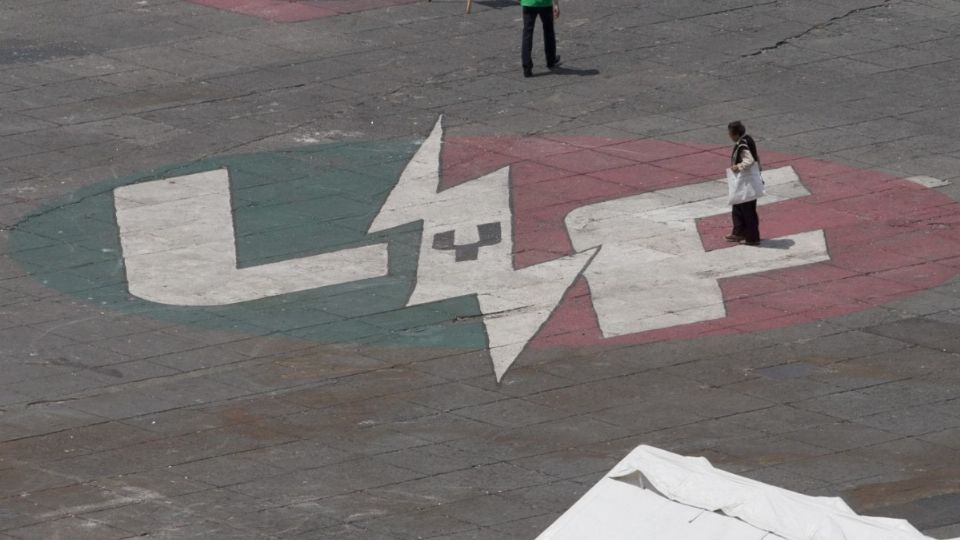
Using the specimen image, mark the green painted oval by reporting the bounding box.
[10,141,487,350]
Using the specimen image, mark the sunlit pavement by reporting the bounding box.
[2,1,960,538]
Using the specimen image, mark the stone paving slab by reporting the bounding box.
[3,0,960,538]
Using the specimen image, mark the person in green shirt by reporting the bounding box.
[521,0,561,77]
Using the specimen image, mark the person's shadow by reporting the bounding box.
[530,66,599,77]
[549,65,599,76]
[756,239,795,250]
[473,0,516,8]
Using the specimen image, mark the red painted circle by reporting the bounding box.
[440,136,960,348]
[188,0,419,22]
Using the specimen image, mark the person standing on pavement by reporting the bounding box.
[726,121,762,246]
[521,0,561,78]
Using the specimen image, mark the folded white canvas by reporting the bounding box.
[537,445,954,540]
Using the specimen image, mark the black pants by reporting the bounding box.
[731,200,760,242]
[521,6,557,70]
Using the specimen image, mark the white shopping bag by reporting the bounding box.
[727,162,765,205]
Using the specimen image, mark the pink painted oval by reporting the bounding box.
[440,136,960,348]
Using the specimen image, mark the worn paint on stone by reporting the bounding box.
[115,169,389,306]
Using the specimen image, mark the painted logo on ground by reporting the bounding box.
[11,119,960,379]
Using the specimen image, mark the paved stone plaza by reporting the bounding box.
[3,0,960,538]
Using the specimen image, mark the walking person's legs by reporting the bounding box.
[741,200,760,244]
[521,7,537,76]
[539,7,558,67]
[728,204,746,241]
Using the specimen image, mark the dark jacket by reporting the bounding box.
[731,134,760,169]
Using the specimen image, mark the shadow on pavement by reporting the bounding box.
[474,0,516,8]
[550,66,600,76]
[759,238,796,250]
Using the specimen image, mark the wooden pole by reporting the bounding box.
[427,0,473,14]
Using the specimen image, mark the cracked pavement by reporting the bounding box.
[3,0,960,538]
[742,0,898,57]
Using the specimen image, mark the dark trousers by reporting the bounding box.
[731,200,760,242]
[521,6,557,70]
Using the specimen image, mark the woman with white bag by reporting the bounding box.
[725,121,764,246]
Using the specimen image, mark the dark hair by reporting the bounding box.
[728,121,746,137]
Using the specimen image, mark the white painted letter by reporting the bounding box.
[566,167,830,337]
[114,169,388,306]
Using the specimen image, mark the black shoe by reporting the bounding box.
[523,67,533,78]
[547,56,562,70]
[740,239,761,246]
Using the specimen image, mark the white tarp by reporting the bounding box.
[537,445,954,540]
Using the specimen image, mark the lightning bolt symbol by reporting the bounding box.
[369,117,597,381]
